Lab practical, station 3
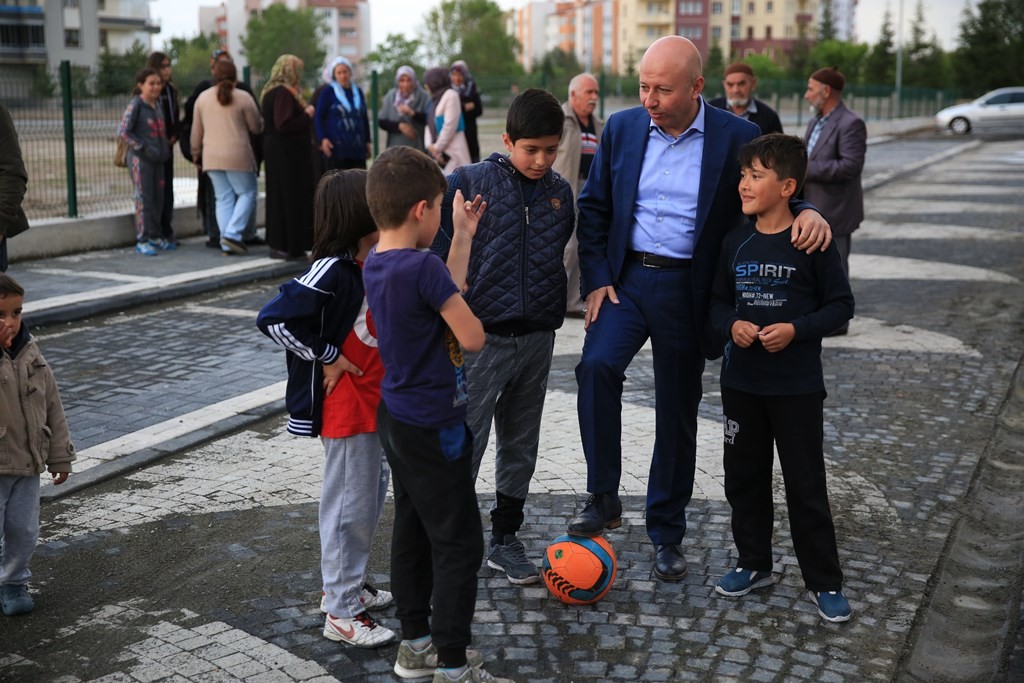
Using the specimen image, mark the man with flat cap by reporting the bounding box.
[803,66,865,336]
[708,63,783,134]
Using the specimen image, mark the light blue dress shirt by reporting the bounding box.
[629,98,706,259]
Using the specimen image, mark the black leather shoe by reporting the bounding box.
[567,493,622,537]
[653,544,688,582]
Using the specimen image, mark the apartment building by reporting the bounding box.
[513,0,832,76]
[1,0,157,80]
[203,0,369,75]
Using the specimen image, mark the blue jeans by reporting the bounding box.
[207,170,257,243]
[0,475,40,586]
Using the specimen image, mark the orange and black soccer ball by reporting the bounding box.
[541,534,617,605]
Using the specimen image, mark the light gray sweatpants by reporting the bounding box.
[319,432,390,618]
[0,474,40,587]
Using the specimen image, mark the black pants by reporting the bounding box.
[721,387,843,592]
[160,156,175,240]
[376,402,483,667]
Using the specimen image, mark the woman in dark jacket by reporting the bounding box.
[314,56,371,170]
[260,54,316,260]
[450,60,483,163]
[146,51,180,245]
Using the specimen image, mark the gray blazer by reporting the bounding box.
[802,102,866,237]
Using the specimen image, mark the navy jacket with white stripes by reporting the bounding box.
[256,256,364,436]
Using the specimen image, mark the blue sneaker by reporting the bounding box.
[152,238,177,251]
[715,567,775,597]
[135,241,159,256]
[0,584,34,615]
[810,590,851,622]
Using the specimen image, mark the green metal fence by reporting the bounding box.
[4,62,960,222]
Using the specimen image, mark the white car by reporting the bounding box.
[935,87,1024,135]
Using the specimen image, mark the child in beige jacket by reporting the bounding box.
[0,273,74,616]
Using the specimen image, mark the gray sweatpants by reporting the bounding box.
[0,475,40,587]
[464,330,555,503]
[319,432,390,618]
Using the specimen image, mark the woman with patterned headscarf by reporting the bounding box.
[423,67,470,173]
[261,54,316,260]
[377,65,430,150]
[314,56,371,170]
[450,61,483,163]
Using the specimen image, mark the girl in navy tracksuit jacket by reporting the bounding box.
[257,170,395,647]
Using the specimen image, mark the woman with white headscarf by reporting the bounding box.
[377,65,430,150]
[314,56,371,170]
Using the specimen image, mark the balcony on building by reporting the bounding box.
[0,3,46,64]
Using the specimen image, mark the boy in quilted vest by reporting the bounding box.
[430,88,575,585]
[0,273,75,616]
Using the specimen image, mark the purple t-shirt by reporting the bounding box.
[363,247,468,428]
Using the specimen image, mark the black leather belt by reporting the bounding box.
[626,250,692,269]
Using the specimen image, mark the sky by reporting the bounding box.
[148,0,964,56]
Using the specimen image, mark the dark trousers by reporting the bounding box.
[160,156,175,240]
[326,157,366,171]
[575,261,704,545]
[721,387,843,592]
[376,402,483,665]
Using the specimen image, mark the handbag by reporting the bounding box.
[114,137,128,167]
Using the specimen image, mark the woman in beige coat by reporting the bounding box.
[191,60,263,255]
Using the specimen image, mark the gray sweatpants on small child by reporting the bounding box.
[0,474,41,587]
[320,432,390,618]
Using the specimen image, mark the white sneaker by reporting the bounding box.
[433,665,513,682]
[323,611,396,648]
[319,583,394,613]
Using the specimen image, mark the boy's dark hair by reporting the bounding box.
[505,88,564,142]
[0,273,25,298]
[738,133,807,193]
[311,169,377,260]
[366,146,447,230]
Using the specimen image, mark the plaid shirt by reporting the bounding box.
[806,111,832,154]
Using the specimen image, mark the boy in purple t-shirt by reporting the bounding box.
[364,146,509,683]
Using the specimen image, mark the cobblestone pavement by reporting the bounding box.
[2,137,1023,682]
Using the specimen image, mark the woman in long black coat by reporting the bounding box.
[260,54,315,260]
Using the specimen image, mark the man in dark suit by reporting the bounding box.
[803,66,866,336]
[708,63,784,135]
[568,36,831,581]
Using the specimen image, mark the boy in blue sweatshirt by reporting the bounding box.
[708,133,855,623]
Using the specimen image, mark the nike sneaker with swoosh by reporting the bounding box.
[323,611,396,648]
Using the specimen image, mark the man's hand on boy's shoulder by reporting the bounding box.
[791,209,832,253]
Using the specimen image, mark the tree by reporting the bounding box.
[953,0,1021,93]
[705,40,725,82]
[786,24,813,81]
[421,0,522,76]
[532,48,582,83]
[809,40,868,85]
[863,6,896,86]
[743,54,786,81]
[362,33,426,85]
[902,0,949,88]
[818,0,838,41]
[94,40,151,96]
[165,33,223,93]
[241,4,327,83]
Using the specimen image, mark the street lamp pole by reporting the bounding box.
[895,0,904,117]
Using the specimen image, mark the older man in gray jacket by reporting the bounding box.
[553,73,604,317]
[803,66,866,336]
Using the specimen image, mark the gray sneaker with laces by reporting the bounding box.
[486,534,540,585]
[394,640,484,679]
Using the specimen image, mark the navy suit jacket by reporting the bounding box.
[578,101,818,359]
